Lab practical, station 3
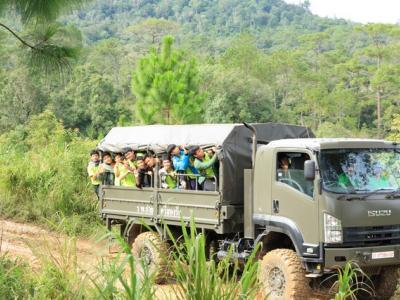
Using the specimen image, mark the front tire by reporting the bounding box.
[131,231,169,284]
[259,248,311,299]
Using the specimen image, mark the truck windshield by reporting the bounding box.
[320,148,400,194]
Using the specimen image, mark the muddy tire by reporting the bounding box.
[259,248,311,300]
[373,267,399,300]
[131,231,169,284]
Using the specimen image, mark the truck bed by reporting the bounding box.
[100,186,242,234]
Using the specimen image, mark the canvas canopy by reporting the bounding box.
[98,123,313,204]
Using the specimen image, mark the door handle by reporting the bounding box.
[273,199,279,213]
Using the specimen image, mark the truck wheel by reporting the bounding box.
[373,267,399,300]
[131,231,169,284]
[259,249,311,299]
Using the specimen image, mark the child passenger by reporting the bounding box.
[159,156,177,189]
[113,153,124,186]
[119,153,136,187]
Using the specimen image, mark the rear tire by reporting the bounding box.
[131,231,169,284]
[373,266,399,300]
[259,248,311,299]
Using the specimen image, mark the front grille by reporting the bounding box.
[343,225,400,246]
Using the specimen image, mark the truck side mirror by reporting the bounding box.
[304,160,315,180]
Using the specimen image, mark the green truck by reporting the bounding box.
[98,123,400,299]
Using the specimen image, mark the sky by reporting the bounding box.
[284,0,400,24]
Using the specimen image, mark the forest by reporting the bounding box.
[1,0,400,229]
[1,0,399,140]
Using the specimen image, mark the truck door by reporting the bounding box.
[271,150,319,245]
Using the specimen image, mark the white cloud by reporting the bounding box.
[284,0,400,24]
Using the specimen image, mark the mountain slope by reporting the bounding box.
[64,0,352,45]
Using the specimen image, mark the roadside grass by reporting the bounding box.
[329,261,374,300]
[0,254,34,299]
[166,219,260,300]
[0,111,101,237]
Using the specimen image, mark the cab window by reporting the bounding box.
[276,152,313,197]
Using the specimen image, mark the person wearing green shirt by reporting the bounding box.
[159,156,177,189]
[113,153,124,186]
[190,146,219,191]
[87,150,102,198]
[119,153,136,187]
[125,150,137,169]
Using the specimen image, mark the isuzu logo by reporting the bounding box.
[368,210,392,217]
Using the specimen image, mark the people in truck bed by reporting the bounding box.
[136,157,152,188]
[167,144,190,189]
[113,153,124,186]
[99,152,115,185]
[159,155,177,189]
[87,150,102,198]
[119,152,136,187]
[189,146,219,191]
[91,146,219,191]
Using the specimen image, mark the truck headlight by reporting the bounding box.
[324,213,342,243]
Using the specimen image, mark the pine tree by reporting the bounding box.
[132,36,205,124]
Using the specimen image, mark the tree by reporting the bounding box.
[50,65,121,138]
[0,1,84,74]
[202,65,273,123]
[357,24,400,137]
[132,36,205,124]
[124,18,180,46]
[0,68,48,132]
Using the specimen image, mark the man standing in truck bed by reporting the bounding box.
[190,146,219,191]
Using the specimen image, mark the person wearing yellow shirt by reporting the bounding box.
[87,150,102,198]
[113,153,124,186]
[119,152,137,187]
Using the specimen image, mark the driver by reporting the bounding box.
[338,162,360,189]
[277,155,291,180]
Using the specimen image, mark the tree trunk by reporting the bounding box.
[376,88,382,138]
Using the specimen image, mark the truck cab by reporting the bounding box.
[253,138,400,298]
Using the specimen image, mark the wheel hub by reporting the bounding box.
[140,246,153,266]
[268,267,286,296]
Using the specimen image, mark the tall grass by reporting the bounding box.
[166,219,260,299]
[0,111,100,236]
[330,261,374,300]
[0,254,33,299]
[91,233,156,300]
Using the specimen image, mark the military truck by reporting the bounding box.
[98,123,400,299]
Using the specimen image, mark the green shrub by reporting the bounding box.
[0,254,33,299]
[0,110,100,236]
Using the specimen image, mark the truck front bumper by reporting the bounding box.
[325,244,400,268]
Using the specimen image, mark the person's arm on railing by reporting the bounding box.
[194,153,218,170]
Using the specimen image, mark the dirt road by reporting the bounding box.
[0,219,108,272]
[0,218,331,299]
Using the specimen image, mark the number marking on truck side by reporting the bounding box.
[136,205,154,215]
